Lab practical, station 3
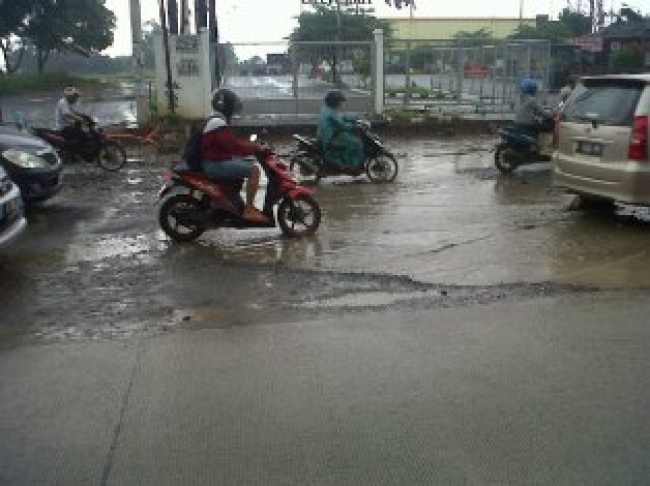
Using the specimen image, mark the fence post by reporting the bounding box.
[373,29,385,116]
[455,45,464,102]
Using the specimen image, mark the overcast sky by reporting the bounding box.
[103,0,640,57]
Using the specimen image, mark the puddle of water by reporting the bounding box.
[65,233,159,264]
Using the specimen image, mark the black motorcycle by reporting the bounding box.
[289,121,399,184]
[494,116,556,175]
[32,115,127,172]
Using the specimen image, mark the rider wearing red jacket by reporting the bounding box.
[200,88,268,224]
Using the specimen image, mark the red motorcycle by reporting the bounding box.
[157,148,321,242]
[32,115,127,172]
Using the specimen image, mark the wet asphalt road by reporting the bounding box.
[2,134,650,347]
[3,134,650,485]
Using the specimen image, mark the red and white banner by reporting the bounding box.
[571,36,603,53]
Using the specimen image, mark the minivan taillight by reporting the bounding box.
[629,116,648,162]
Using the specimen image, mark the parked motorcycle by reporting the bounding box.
[494,116,556,175]
[289,121,398,184]
[32,115,127,172]
[157,144,321,242]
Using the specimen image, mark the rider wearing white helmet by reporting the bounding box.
[56,86,85,130]
[55,86,88,151]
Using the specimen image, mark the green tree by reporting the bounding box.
[510,20,573,43]
[23,0,116,73]
[610,45,644,74]
[288,5,390,85]
[0,0,36,73]
[509,8,591,42]
[452,28,494,47]
[558,8,592,37]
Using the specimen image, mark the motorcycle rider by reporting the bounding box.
[200,88,269,224]
[317,90,364,174]
[55,87,88,149]
[514,78,554,137]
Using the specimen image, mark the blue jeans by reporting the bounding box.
[202,159,254,180]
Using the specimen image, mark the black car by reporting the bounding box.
[0,125,63,203]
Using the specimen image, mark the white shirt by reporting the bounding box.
[55,98,79,129]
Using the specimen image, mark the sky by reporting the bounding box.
[103,0,642,58]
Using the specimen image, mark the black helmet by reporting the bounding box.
[325,90,346,108]
[211,88,242,121]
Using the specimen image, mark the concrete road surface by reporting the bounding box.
[2,293,650,485]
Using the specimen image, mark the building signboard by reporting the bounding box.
[571,35,603,53]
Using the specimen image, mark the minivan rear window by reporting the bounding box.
[563,79,644,127]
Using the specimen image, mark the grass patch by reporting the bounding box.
[0,72,105,95]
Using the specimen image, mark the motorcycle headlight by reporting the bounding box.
[2,149,47,169]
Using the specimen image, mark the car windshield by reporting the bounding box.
[563,79,644,127]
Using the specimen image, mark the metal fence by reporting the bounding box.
[220,40,375,124]
[384,38,552,116]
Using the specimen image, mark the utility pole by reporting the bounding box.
[180,0,190,34]
[208,0,221,87]
[159,0,176,113]
[334,0,342,86]
[129,0,143,69]
[167,0,179,34]
[195,0,207,32]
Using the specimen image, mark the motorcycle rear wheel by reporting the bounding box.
[494,146,518,174]
[97,141,127,171]
[277,195,321,237]
[366,153,398,183]
[159,194,205,242]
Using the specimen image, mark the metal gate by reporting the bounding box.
[384,38,552,116]
[219,40,375,124]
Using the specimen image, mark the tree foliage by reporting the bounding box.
[610,45,644,74]
[289,5,390,83]
[0,0,116,74]
[452,28,495,47]
[0,0,36,73]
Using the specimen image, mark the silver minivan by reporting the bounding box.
[554,74,650,205]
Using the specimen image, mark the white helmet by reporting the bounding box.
[63,86,81,98]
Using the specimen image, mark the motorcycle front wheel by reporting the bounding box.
[159,194,205,242]
[366,152,398,183]
[289,153,321,184]
[97,140,127,171]
[277,195,321,237]
[494,146,518,174]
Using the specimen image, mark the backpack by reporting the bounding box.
[182,115,220,172]
[182,126,205,172]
